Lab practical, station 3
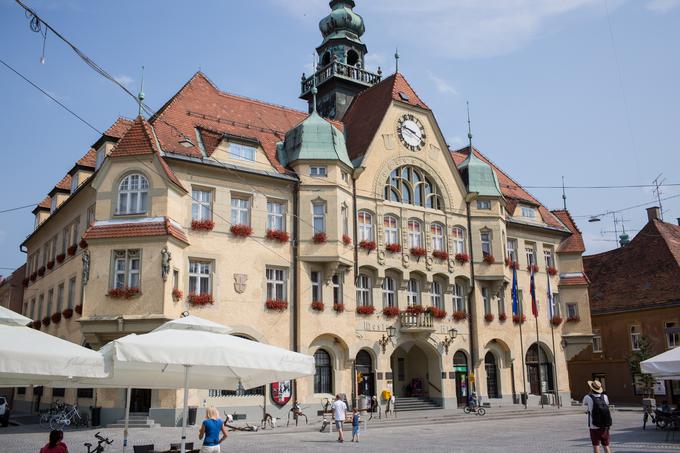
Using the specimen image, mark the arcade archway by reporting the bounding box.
[390,341,442,400]
[526,343,554,395]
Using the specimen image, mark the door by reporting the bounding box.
[130,389,151,413]
[453,351,469,407]
[356,350,375,398]
[484,352,499,399]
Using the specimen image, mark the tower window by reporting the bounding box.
[322,51,331,66]
[347,49,360,67]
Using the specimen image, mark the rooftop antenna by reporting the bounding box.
[466,101,473,150]
[137,65,145,118]
[652,173,665,220]
[561,176,567,210]
[394,48,400,73]
[311,52,318,113]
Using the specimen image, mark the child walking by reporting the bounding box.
[351,408,360,443]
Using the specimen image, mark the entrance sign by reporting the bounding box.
[271,380,292,406]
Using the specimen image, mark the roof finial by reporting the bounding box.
[137,65,145,118]
[562,176,567,210]
[394,48,400,73]
[311,52,318,114]
[466,101,473,150]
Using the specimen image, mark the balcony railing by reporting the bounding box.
[301,61,382,96]
[399,311,434,331]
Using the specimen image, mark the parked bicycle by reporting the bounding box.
[83,432,113,453]
[287,401,308,426]
[463,405,486,416]
[48,404,88,430]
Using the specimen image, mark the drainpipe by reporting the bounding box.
[465,193,479,394]
[292,181,301,401]
[352,169,363,282]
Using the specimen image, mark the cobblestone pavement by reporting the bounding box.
[1,410,677,452]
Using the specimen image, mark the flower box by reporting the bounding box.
[550,315,563,326]
[410,247,427,258]
[359,240,377,252]
[356,305,376,315]
[513,314,527,324]
[567,315,580,323]
[172,288,184,302]
[62,308,74,319]
[22,278,29,287]
[265,299,288,311]
[46,260,55,270]
[483,254,496,265]
[266,229,289,243]
[79,238,88,249]
[51,312,62,324]
[56,253,66,264]
[333,303,345,313]
[505,258,519,269]
[188,293,214,306]
[385,243,401,253]
[74,304,82,315]
[107,287,141,299]
[191,219,215,231]
[427,307,447,319]
[32,320,41,329]
[452,311,467,321]
[67,245,77,256]
[41,316,51,327]
[382,306,400,318]
[547,266,558,276]
[484,313,494,322]
[499,313,507,322]
[311,301,324,312]
[527,264,539,273]
[342,234,352,246]
[455,253,470,264]
[30,272,37,282]
[37,266,46,277]
[432,250,449,261]
[312,232,327,244]
[230,224,253,238]
[406,305,424,315]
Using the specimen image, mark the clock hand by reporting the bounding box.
[403,125,420,137]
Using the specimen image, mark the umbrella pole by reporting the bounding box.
[180,365,191,453]
[123,386,131,452]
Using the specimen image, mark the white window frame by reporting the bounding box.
[70,173,79,193]
[382,277,396,308]
[666,322,679,349]
[267,201,286,231]
[482,287,491,315]
[311,271,322,302]
[384,216,399,245]
[341,205,349,237]
[592,329,603,353]
[544,249,554,268]
[407,278,420,306]
[266,268,287,301]
[113,250,141,289]
[477,199,491,210]
[117,173,149,215]
[50,196,58,213]
[507,238,518,262]
[452,227,466,254]
[630,325,641,351]
[408,220,422,248]
[310,166,327,177]
[521,206,536,219]
[231,196,251,225]
[453,284,465,312]
[67,277,76,309]
[312,202,326,234]
[192,188,213,221]
[189,260,212,295]
[497,288,505,315]
[431,223,445,251]
[230,143,256,161]
[332,274,343,305]
[87,204,96,226]
[358,211,373,242]
[480,231,492,257]
[56,283,64,312]
[46,289,53,317]
[356,274,372,307]
[431,281,443,310]
[566,303,578,319]
[526,245,536,267]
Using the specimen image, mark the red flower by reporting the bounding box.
[550,315,563,326]
[484,313,494,322]
[41,316,51,327]
[311,301,325,312]
[62,308,74,319]
[333,303,345,313]
[22,278,29,287]
[56,253,66,264]
[313,232,327,244]
[499,313,508,322]
[356,305,376,315]
[32,320,41,329]
[527,264,539,273]
[513,314,527,324]
[172,288,184,302]
[505,258,519,269]
[483,255,496,265]
[382,306,400,318]
[230,224,253,238]
[359,240,377,252]
[342,234,352,246]
[188,293,214,306]
[191,219,215,231]
[74,304,82,315]
[266,229,290,243]
[455,253,470,264]
[567,315,580,323]
[37,266,46,277]
[30,272,37,282]
[547,266,558,276]
[405,305,424,315]
[410,247,427,258]
[427,307,447,319]
[265,299,288,311]
[432,250,449,261]
[67,245,77,256]
[385,243,401,253]
[79,238,88,249]
[452,311,467,321]
[107,287,141,299]
[46,260,55,270]
[51,312,62,324]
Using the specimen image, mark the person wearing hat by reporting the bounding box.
[582,380,612,453]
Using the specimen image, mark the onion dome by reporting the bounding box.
[319,0,365,44]
[279,111,352,168]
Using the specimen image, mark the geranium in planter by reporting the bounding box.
[56,253,66,264]
[312,232,327,244]
[567,315,580,323]
[42,316,51,327]
[51,312,62,324]
[427,307,447,319]
[406,305,424,315]
[22,278,29,287]
[359,240,377,253]
[46,260,55,270]
[67,245,77,256]
[452,310,467,321]
[172,288,184,302]
[499,313,508,322]
[513,314,527,324]
[455,253,470,264]
[107,287,141,299]
[547,266,558,276]
[410,247,427,259]
[74,304,82,315]
[266,229,289,243]
[483,254,496,265]
[527,264,539,273]
[550,315,563,326]
[432,250,449,261]
[342,234,352,246]
[484,313,494,322]
[79,238,88,249]
[356,305,376,315]
[37,266,46,277]
[505,258,519,269]
[333,303,345,313]
[230,224,253,238]
[191,219,215,231]
[385,243,401,254]
[30,272,37,282]
[382,306,400,318]
[62,308,74,319]
[188,293,214,306]
[265,299,288,311]
[311,301,324,312]
[32,320,41,329]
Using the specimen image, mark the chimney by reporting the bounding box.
[646,206,661,222]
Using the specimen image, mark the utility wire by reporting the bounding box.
[0,203,40,214]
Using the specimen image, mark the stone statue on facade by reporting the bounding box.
[161,247,172,281]
[81,250,90,285]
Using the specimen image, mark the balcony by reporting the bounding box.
[399,311,435,333]
[301,61,382,96]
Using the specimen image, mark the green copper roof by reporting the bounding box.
[279,111,353,168]
[319,0,365,46]
[458,151,502,197]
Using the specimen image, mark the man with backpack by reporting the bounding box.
[583,380,612,453]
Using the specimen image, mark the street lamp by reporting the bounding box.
[378,325,397,354]
[441,328,458,354]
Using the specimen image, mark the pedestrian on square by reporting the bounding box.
[331,393,348,443]
[351,407,360,442]
[582,381,612,453]
[40,430,68,453]
[198,406,228,453]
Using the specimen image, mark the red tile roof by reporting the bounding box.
[104,117,134,139]
[552,210,586,253]
[343,72,430,162]
[53,174,72,192]
[76,148,97,168]
[559,275,589,286]
[584,219,680,313]
[83,218,189,244]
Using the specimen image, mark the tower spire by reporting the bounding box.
[466,101,473,150]
[311,53,318,113]
[137,65,145,117]
[562,176,567,210]
[395,48,400,73]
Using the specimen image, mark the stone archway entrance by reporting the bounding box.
[356,350,375,398]
[390,341,442,400]
[526,343,554,395]
[453,350,469,407]
[484,352,500,399]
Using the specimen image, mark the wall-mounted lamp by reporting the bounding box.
[378,325,397,354]
[441,328,458,354]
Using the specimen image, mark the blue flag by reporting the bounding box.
[511,265,519,316]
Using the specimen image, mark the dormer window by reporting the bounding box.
[117,173,149,215]
[95,147,105,170]
[310,166,327,177]
[70,173,79,193]
[50,197,57,213]
[230,143,256,162]
[521,206,536,219]
[477,199,491,210]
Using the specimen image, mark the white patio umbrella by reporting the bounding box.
[89,315,315,453]
[641,347,680,379]
[0,305,107,386]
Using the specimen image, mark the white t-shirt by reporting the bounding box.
[331,399,348,421]
[582,393,609,428]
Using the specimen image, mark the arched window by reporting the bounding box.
[408,220,422,248]
[431,223,445,251]
[356,274,372,307]
[431,281,443,310]
[407,278,420,306]
[485,352,500,398]
[358,211,373,242]
[452,227,466,254]
[347,49,360,66]
[384,215,399,245]
[314,349,332,394]
[384,165,443,210]
[453,283,465,312]
[322,51,331,66]
[117,173,149,214]
[382,277,396,308]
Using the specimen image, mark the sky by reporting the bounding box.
[0,0,679,272]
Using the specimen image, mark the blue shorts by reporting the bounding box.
[352,425,359,436]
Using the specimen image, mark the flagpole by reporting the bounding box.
[550,322,560,409]
[531,268,544,409]
[518,313,527,409]
[534,312,544,409]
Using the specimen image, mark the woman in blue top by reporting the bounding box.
[198,406,228,453]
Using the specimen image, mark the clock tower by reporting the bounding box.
[300,0,382,120]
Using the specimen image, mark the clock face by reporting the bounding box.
[397,114,426,151]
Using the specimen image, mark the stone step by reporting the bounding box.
[107,421,161,429]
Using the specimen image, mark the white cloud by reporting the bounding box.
[448,136,466,148]
[646,0,680,13]
[429,72,458,95]
[114,75,134,88]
